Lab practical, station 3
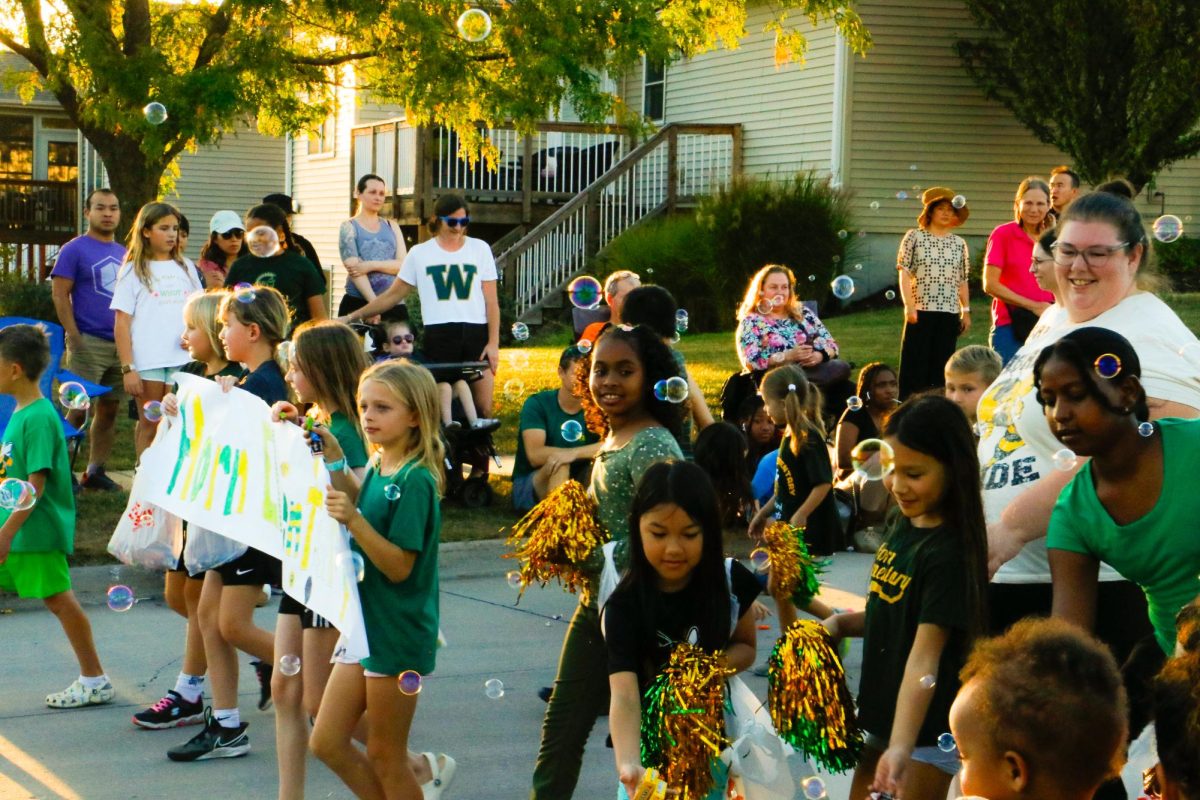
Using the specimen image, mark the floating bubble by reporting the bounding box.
[850,438,895,481]
[503,378,525,401]
[653,380,668,402]
[383,484,401,501]
[952,194,967,209]
[994,408,1010,428]
[853,263,863,271]
[484,678,505,699]
[106,584,135,612]
[1052,448,1077,471]
[233,282,257,303]
[912,184,921,192]
[575,338,592,355]
[974,421,988,437]
[831,275,855,300]
[857,230,867,238]
[837,229,848,240]
[337,550,366,582]
[909,164,918,171]
[895,191,908,201]
[143,102,168,125]
[0,478,36,511]
[1153,214,1183,243]
[505,570,522,590]
[800,776,827,800]
[919,674,936,690]
[832,255,841,264]
[398,670,423,696]
[279,654,301,676]
[456,7,493,41]
[1139,421,1155,438]
[884,289,896,301]
[508,350,530,369]
[654,376,688,404]
[675,309,689,333]
[869,201,881,212]
[511,322,529,342]
[755,299,772,315]
[937,732,957,753]
[749,548,770,573]
[567,275,602,310]
[142,400,164,423]
[1094,353,1122,379]
[846,395,863,412]
[277,340,294,371]
[770,294,785,307]
[560,419,584,443]
[58,381,90,411]
[807,275,816,282]
[246,226,281,258]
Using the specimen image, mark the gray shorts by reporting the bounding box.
[864,731,960,775]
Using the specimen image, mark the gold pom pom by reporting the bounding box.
[504,480,608,602]
[762,521,825,606]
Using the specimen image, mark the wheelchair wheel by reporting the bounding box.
[459,476,493,508]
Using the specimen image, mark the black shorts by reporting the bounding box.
[423,322,488,365]
[278,592,335,629]
[169,527,207,579]
[212,547,281,587]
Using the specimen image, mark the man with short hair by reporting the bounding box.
[1049,166,1081,218]
[261,193,322,272]
[580,269,641,344]
[49,189,126,491]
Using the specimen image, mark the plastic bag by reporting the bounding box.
[107,498,182,571]
[183,524,248,575]
[721,676,795,800]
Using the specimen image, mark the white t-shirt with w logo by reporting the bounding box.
[399,237,497,326]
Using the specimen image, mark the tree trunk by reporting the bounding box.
[86,136,167,245]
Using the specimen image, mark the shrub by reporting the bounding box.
[1153,236,1200,293]
[0,271,55,322]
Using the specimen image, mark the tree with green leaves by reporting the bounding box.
[955,0,1200,191]
[0,0,871,230]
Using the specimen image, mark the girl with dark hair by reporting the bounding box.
[834,362,899,480]
[532,323,684,800]
[603,461,759,799]
[338,173,408,317]
[693,422,754,526]
[223,204,328,331]
[198,210,248,289]
[824,394,988,799]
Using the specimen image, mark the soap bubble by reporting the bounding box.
[1153,214,1183,243]
[106,584,135,612]
[653,376,688,404]
[912,184,921,192]
[503,378,525,401]
[1139,421,1155,438]
[276,340,294,371]
[974,421,988,437]
[854,263,863,271]
[919,674,936,689]
[143,102,168,125]
[58,382,90,411]
[832,255,841,264]
[567,276,602,310]
[994,408,1010,427]
[1094,353,1122,379]
[850,438,895,481]
[575,338,592,355]
[511,322,529,342]
[1051,448,1077,471]
[908,164,918,171]
[484,678,505,699]
[952,194,967,209]
[675,309,689,333]
[505,570,522,590]
[770,294,785,307]
[278,654,301,676]
[937,732,957,753]
[337,550,366,582]
[800,776,827,800]
[869,201,881,212]
[456,7,492,41]
[749,548,770,573]
[246,226,281,258]
[383,484,401,501]
[142,400,163,423]
[831,275,855,300]
[560,419,584,442]
[837,229,848,240]
[884,289,896,301]
[756,299,772,315]
[807,275,816,282]
[896,191,908,201]
[507,350,530,371]
[0,478,36,511]
[846,395,863,411]
[398,670,423,696]
[233,282,257,303]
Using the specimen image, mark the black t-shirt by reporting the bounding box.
[858,517,972,746]
[178,360,246,382]
[604,560,761,691]
[225,250,327,328]
[292,233,322,273]
[775,427,840,555]
[238,359,290,406]
[836,406,879,443]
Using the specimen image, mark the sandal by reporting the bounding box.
[420,752,457,799]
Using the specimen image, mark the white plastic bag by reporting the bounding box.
[721,676,795,800]
[183,524,248,575]
[107,498,183,571]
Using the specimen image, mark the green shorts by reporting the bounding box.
[66,333,124,402]
[0,551,72,599]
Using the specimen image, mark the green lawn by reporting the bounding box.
[72,293,1200,563]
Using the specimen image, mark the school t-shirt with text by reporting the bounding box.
[224,251,327,329]
[774,428,840,555]
[109,259,202,370]
[398,237,497,326]
[0,398,74,554]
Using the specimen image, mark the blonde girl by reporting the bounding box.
[312,361,452,800]
[111,201,203,457]
[268,320,371,800]
[749,365,838,630]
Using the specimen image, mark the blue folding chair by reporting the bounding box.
[0,317,113,466]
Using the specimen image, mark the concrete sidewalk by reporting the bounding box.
[0,540,874,800]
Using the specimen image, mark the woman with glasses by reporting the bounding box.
[197,210,248,288]
[337,173,408,318]
[983,177,1056,364]
[976,189,1200,684]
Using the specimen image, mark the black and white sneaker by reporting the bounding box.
[133,690,205,729]
[251,660,272,711]
[166,708,249,761]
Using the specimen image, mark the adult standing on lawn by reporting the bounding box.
[983,177,1055,364]
[896,187,971,398]
[49,188,125,491]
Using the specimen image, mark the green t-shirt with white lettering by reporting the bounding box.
[0,398,74,553]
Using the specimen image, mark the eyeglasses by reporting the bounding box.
[1049,241,1129,267]
[219,229,245,240]
[391,334,415,345]
[439,216,470,228]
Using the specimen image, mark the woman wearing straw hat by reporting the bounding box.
[896,187,971,398]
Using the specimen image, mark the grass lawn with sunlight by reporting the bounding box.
[70,293,1200,563]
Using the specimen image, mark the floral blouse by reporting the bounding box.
[736,309,839,372]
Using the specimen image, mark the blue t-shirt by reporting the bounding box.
[238,360,289,406]
[752,450,777,505]
[50,235,127,340]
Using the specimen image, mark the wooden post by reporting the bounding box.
[666,126,679,213]
[521,135,533,224]
[730,124,743,180]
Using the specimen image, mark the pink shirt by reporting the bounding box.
[985,221,1053,326]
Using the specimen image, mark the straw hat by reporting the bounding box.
[918,187,969,228]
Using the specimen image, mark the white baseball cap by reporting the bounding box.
[209,210,244,234]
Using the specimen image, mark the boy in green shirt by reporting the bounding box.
[0,324,114,708]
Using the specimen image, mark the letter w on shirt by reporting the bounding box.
[426,263,478,301]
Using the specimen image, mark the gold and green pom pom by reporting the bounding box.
[503,479,608,602]
[761,520,826,607]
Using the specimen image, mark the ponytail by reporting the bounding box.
[761,364,814,456]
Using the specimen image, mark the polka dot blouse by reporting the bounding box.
[896,228,969,314]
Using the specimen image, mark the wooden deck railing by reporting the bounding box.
[0,178,77,245]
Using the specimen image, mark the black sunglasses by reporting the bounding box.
[391,334,415,345]
[438,216,469,228]
[218,229,245,240]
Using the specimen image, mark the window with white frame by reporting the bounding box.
[643,59,665,121]
[307,110,336,156]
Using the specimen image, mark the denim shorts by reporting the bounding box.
[139,365,186,384]
[864,731,960,775]
[512,472,537,513]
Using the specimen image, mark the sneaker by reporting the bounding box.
[444,421,462,431]
[251,660,273,711]
[166,708,249,762]
[420,752,457,800]
[470,418,501,432]
[133,690,205,729]
[46,678,115,708]
[80,467,121,492]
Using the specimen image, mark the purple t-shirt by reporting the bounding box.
[50,235,128,340]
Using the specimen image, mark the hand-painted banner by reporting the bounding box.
[136,372,369,660]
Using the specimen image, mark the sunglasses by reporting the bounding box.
[438,216,470,228]
[391,334,415,345]
[218,229,245,240]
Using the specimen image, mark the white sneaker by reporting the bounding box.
[470,418,499,430]
[420,752,456,799]
[46,679,115,708]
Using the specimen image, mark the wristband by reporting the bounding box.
[325,457,347,473]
